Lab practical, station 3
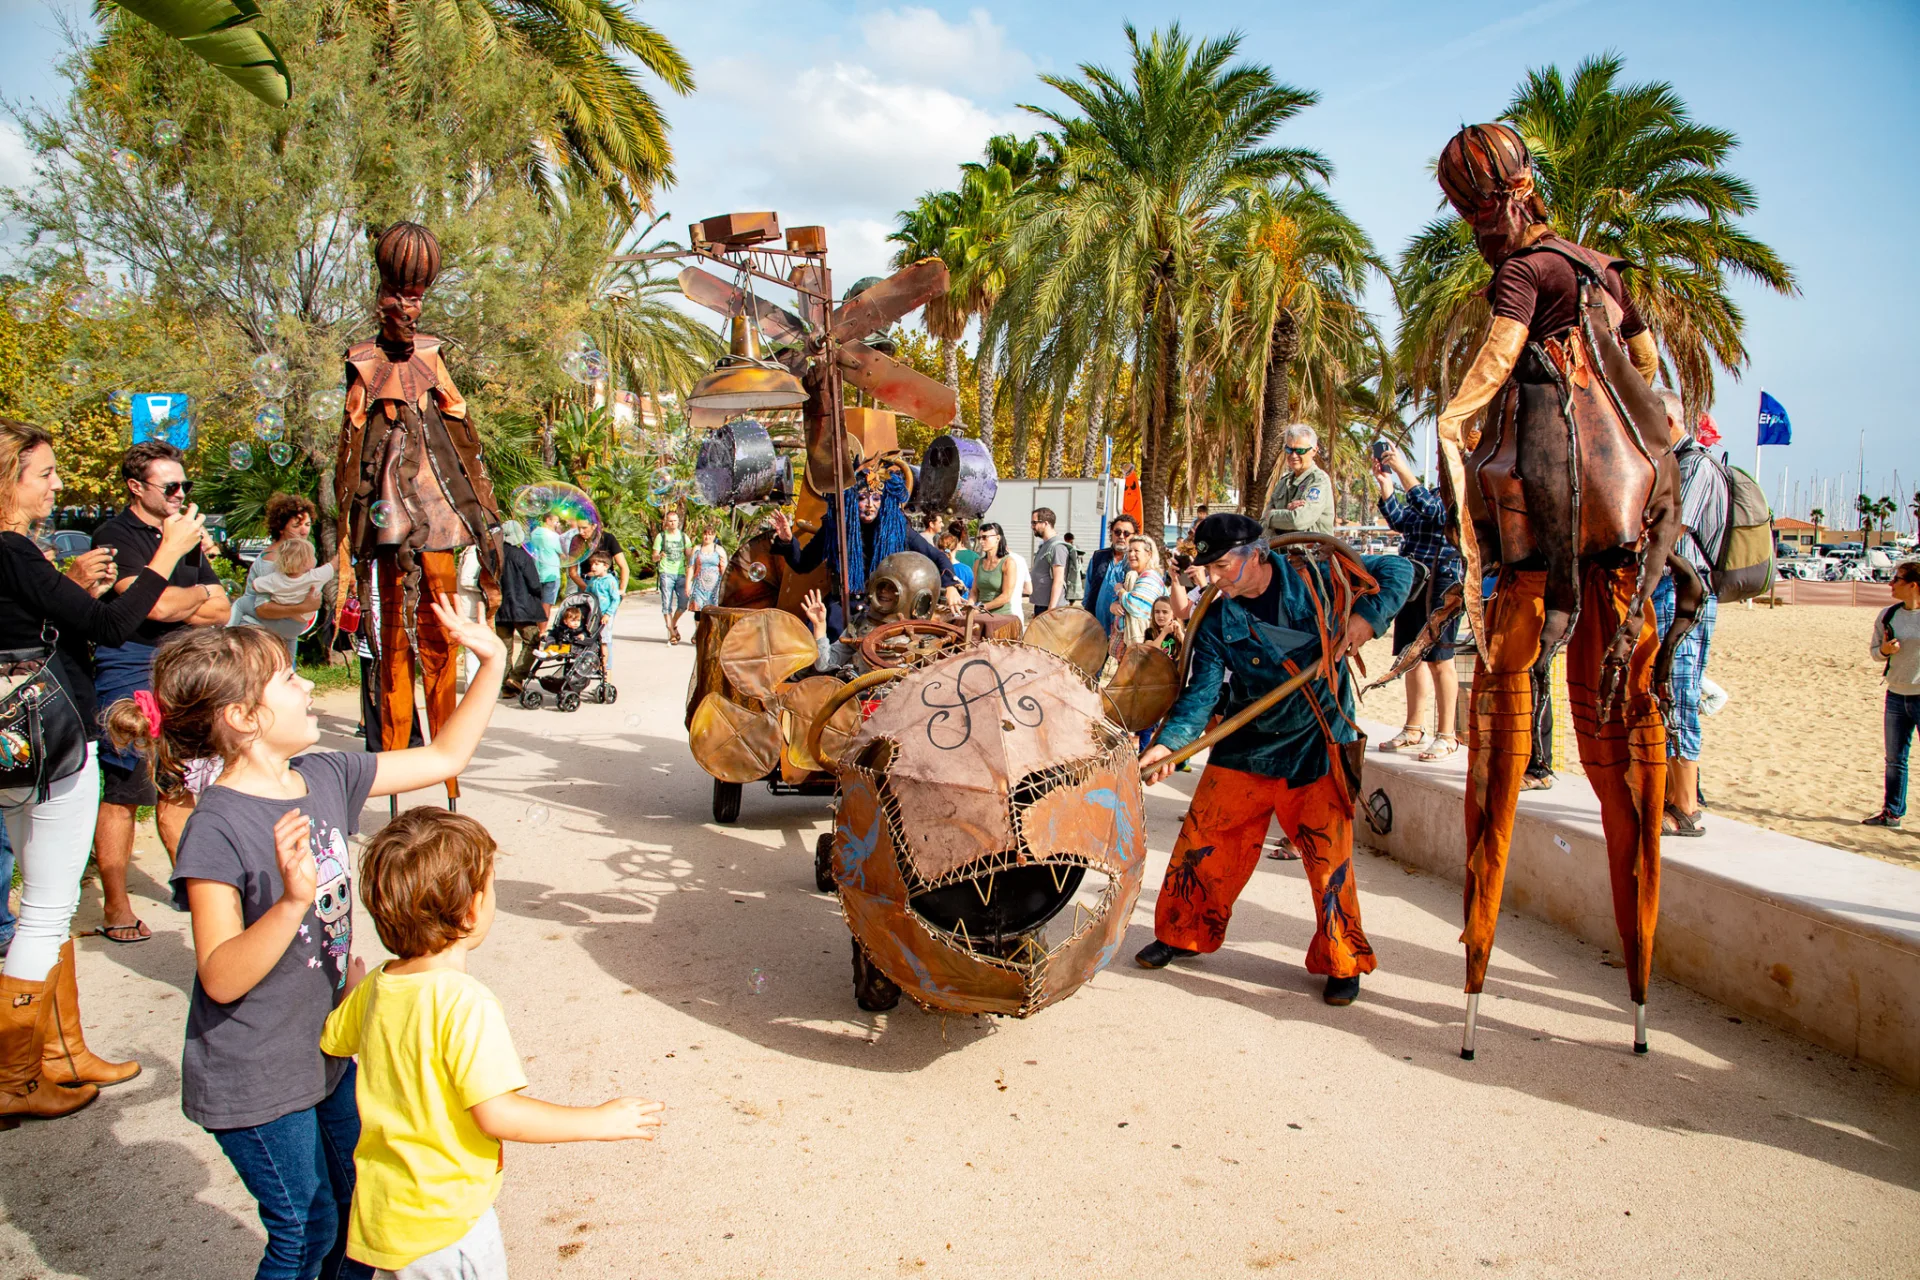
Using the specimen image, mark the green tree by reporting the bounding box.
[1395,53,1797,425]
[997,24,1328,520]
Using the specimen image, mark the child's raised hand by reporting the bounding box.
[591,1096,665,1141]
[273,810,316,906]
[428,593,506,664]
[800,589,827,635]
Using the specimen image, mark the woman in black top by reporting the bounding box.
[0,420,203,1125]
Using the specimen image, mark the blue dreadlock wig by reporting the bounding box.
[822,463,910,594]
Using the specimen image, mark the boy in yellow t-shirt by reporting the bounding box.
[321,811,662,1277]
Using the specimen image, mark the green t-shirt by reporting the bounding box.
[653,529,687,577]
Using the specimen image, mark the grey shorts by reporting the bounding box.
[374,1206,506,1280]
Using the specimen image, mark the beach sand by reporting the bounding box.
[1359,601,1918,868]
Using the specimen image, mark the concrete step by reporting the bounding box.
[1353,719,1920,1084]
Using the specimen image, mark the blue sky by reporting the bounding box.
[4,0,1915,522]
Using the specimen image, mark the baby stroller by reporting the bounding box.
[519,590,618,712]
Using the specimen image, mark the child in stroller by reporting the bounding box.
[517,591,618,711]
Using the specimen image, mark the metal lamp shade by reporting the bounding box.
[685,361,809,412]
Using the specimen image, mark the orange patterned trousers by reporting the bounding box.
[1463,564,1665,1003]
[374,550,461,795]
[1152,765,1376,978]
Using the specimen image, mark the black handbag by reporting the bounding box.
[0,627,89,802]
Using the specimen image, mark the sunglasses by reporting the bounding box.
[139,479,194,499]
[1285,446,1312,456]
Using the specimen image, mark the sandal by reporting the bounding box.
[1663,803,1706,837]
[93,920,151,945]
[1417,734,1461,762]
[1520,772,1554,792]
[1377,725,1430,753]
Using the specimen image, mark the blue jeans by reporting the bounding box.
[1885,692,1920,820]
[212,1062,373,1280]
[1652,573,1717,761]
[659,572,687,616]
[0,820,15,953]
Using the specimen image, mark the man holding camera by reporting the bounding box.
[1371,442,1463,761]
[1262,424,1334,536]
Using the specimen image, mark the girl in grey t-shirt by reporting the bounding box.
[105,601,508,1278]
[1864,562,1920,828]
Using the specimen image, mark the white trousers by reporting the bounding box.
[374,1207,508,1280]
[1,743,101,982]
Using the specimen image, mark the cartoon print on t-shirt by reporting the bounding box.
[312,827,353,988]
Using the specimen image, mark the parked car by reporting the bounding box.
[47,528,92,559]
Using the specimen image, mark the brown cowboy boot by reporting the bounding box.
[0,972,98,1128]
[41,941,140,1088]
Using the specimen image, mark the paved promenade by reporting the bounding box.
[2,600,1914,1278]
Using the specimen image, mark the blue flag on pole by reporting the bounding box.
[1757,391,1791,446]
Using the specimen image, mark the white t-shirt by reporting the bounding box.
[1004,552,1031,622]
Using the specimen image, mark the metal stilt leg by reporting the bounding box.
[1633,1002,1648,1055]
[1461,992,1480,1061]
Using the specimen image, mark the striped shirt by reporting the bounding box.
[1378,484,1461,576]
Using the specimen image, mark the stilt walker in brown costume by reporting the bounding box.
[1428,125,1705,1058]
[335,222,503,806]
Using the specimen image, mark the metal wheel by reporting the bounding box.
[712,778,742,824]
[857,617,966,670]
[557,691,581,713]
[602,683,618,704]
[519,688,543,709]
[814,831,837,894]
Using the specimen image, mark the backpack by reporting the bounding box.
[1877,603,1901,676]
[1683,447,1775,603]
[1063,544,1083,600]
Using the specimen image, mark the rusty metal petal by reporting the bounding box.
[778,675,859,771]
[1022,607,1108,679]
[718,608,818,701]
[1100,644,1181,732]
[688,692,781,784]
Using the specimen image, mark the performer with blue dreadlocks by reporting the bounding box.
[768,461,963,638]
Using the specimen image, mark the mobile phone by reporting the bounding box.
[1369,440,1392,465]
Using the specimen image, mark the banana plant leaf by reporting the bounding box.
[109,0,291,107]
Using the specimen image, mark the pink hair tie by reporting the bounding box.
[132,690,163,738]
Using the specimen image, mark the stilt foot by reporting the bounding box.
[1633,1001,1648,1054]
[1461,992,1480,1062]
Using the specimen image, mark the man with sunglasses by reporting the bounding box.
[1135,513,1412,1006]
[88,441,230,944]
[1262,424,1334,536]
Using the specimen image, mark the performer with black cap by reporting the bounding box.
[1135,513,1413,1005]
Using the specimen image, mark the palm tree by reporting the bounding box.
[1210,182,1385,511]
[1909,490,1920,535]
[1809,506,1824,547]
[1396,53,1796,425]
[1001,24,1329,527]
[889,190,970,428]
[348,0,694,207]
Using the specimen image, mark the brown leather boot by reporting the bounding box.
[41,941,140,1088]
[0,973,98,1128]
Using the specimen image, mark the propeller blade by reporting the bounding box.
[837,342,957,427]
[677,267,809,345]
[829,259,949,342]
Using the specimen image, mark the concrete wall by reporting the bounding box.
[1354,720,1920,1085]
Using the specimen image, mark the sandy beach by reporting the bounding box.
[1,598,1914,1279]
[1358,602,1918,869]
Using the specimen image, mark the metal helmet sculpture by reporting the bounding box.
[864,551,941,625]
[1437,123,1551,265]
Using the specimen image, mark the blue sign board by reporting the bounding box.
[129,394,192,449]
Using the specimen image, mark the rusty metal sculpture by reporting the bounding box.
[1428,125,1704,1058]
[812,641,1157,1016]
[334,221,504,807]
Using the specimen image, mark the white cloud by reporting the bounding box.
[0,122,37,191]
[858,6,1035,95]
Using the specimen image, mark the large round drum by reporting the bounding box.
[916,433,997,518]
[695,418,788,506]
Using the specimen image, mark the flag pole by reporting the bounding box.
[1755,387,1764,484]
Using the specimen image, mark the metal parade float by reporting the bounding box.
[617,212,1179,1014]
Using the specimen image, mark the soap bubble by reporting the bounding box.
[58,360,89,386]
[650,466,673,497]
[562,329,593,353]
[472,356,499,380]
[624,713,642,729]
[748,967,767,995]
[368,499,396,529]
[308,387,344,421]
[108,390,132,417]
[228,442,253,470]
[526,803,551,827]
[510,482,601,569]
[744,561,768,583]
[108,147,141,176]
[253,403,286,441]
[268,442,295,467]
[559,348,605,383]
[65,286,102,320]
[152,118,180,147]
[250,353,290,399]
[8,288,46,325]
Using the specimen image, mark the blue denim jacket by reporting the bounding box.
[1157,551,1414,786]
